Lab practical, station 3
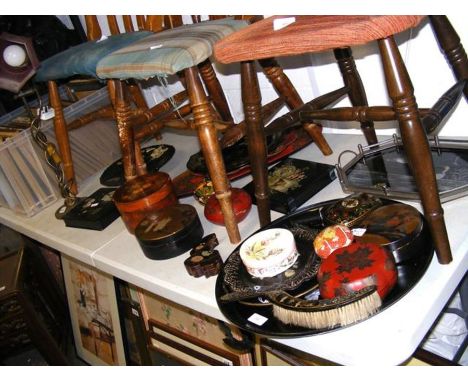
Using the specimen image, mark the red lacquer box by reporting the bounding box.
[318,241,397,300]
[113,172,178,234]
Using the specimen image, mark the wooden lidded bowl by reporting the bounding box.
[113,172,178,234]
[135,204,204,260]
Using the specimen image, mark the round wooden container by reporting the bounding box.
[113,172,178,234]
[135,204,204,260]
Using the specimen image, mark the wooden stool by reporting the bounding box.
[214,15,468,264]
[0,245,70,365]
[96,18,254,244]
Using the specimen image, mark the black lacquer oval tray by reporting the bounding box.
[215,198,434,337]
[100,144,175,187]
[187,133,284,175]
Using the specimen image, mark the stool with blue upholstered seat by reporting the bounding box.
[34,26,154,195]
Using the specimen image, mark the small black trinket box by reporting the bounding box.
[63,188,120,230]
[243,158,336,214]
[135,204,204,260]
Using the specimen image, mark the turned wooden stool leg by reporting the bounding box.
[334,47,379,145]
[48,80,77,195]
[134,140,147,176]
[241,61,271,227]
[429,16,468,100]
[379,36,452,264]
[127,81,149,110]
[198,59,234,123]
[259,58,333,156]
[185,66,241,244]
[112,80,137,181]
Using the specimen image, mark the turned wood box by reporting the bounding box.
[113,172,178,234]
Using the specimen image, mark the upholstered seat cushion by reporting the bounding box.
[34,31,153,82]
[214,15,425,63]
[96,18,248,80]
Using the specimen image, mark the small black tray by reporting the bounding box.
[243,158,336,214]
[215,198,434,337]
[63,188,120,230]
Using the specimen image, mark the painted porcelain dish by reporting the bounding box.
[239,228,299,278]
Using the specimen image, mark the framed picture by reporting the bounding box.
[61,256,126,365]
[148,319,242,366]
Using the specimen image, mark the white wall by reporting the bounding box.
[61,15,468,138]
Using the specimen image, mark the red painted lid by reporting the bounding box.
[318,242,397,299]
[204,188,252,225]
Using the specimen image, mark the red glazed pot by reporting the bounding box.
[317,242,397,300]
[113,172,178,234]
[204,188,252,225]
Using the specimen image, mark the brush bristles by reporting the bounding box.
[272,291,382,329]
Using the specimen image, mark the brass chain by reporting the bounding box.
[29,97,78,211]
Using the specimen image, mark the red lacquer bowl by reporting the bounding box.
[204,188,252,225]
[317,242,397,300]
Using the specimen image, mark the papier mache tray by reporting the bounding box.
[215,197,434,337]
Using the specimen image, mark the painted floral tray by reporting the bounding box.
[215,198,434,337]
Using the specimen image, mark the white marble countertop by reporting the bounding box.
[1,131,467,365]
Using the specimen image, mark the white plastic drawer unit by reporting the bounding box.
[0,86,120,216]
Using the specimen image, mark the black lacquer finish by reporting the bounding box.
[100,144,175,187]
[215,198,434,337]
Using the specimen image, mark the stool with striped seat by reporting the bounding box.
[96,18,250,243]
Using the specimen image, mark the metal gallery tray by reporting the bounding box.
[336,135,468,203]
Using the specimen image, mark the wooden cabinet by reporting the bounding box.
[0,243,70,365]
[255,339,460,366]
